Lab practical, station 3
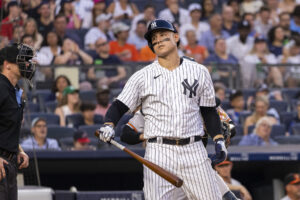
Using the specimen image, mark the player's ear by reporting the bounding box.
[174,33,180,43]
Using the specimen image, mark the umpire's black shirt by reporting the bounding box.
[0,73,23,153]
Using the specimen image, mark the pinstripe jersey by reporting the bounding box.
[117,57,216,139]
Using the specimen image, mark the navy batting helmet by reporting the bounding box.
[144,19,180,52]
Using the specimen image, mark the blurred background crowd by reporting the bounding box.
[0,0,299,150]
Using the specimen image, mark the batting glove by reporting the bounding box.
[98,124,115,143]
[212,138,227,166]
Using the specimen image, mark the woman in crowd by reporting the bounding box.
[59,0,81,29]
[48,75,72,104]
[201,0,215,21]
[55,86,81,126]
[24,18,43,49]
[268,26,286,58]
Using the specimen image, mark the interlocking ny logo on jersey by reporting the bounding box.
[182,79,199,98]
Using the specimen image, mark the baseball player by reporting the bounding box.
[98,19,227,199]
[121,97,239,200]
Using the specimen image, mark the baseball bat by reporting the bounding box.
[95,131,183,187]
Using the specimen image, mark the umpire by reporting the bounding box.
[0,43,36,200]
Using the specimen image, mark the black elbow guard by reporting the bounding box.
[121,125,142,145]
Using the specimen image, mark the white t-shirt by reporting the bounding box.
[158,8,190,26]
[226,35,254,62]
[180,22,210,46]
[36,46,61,65]
[128,32,147,50]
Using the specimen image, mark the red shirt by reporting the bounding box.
[109,41,139,62]
[0,17,23,40]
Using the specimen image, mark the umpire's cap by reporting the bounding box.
[144,19,179,52]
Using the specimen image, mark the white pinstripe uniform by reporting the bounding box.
[117,57,222,200]
[127,110,230,200]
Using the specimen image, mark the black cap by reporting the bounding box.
[229,90,243,102]
[0,44,19,65]
[284,173,300,187]
[238,20,251,30]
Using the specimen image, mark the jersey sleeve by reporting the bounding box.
[117,70,144,112]
[199,67,216,107]
[127,110,145,133]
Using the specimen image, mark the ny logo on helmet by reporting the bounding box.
[151,22,157,29]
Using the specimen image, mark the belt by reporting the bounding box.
[0,148,16,162]
[148,136,202,146]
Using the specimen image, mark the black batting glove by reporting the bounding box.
[212,138,227,166]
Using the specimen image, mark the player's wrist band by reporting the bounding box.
[213,135,224,142]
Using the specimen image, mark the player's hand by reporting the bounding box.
[18,151,29,169]
[212,138,227,166]
[98,124,115,142]
[0,157,8,181]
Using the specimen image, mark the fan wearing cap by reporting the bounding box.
[71,130,96,151]
[179,3,210,46]
[94,85,111,116]
[0,43,36,200]
[84,13,112,50]
[240,35,283,88]
[109,22,139,62]
[55,86,81,126]
[21,117,61,151]
[215,157,252,200]
[281,173,300,200]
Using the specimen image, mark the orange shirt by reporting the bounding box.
[109,41,139,62]
[139,46,156,62]
[184,45,207,63]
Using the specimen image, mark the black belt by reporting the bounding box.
[148,136,202,146]
[0,148,16,162]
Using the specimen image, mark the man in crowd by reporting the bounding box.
[281,173,300,200]
[94,85,111,117]
[36,1,55,38]
[128,20,148,50]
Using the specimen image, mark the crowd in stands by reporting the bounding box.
[0,0,299,149]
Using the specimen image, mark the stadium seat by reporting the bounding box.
[59,137,101,150]
[247,125,255,134]
[234,124,244,136]
[242,88,256,101]
[230,135,244,145]
[269,100,288,113]
[79,90,96,103]
[247,124,285,138]
[281,88,299,100]
[47,125,76,140]
[220,100,232,110]
[238,111,252,125]
[291,123,300,135]
[78,124,103,138]
[24,113,60,127]
[280,112,296,131]
[66,114,84,128]
[110,88,123,101]
[34,89,51,103]
[274,135,300,144]
[24,102,40,113]
[45,102,57,113]
[94,114,104,124]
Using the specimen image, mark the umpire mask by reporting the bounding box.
[16,43,36,82]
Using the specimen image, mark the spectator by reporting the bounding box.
[73,0,94,29]
[87,38,127,87]
[130,4,155,35]
[54,14,82,48]
[11,26,24,44]
[279,12,292,39]
[80,102,97,126]
[227,0,241,23]
[240,36,283,88]
[226,20,254,62]
[180,3,210,46]
[37,31,62,66]
[222,5,238,36]
[109,22,139,62]
[199,14,230,54]
[94,85,111,116]
[240,0,263,15]
[54,38,93,65]
[214,83,227,102]
[139,46,156,62]
[290,5,300,35]
[0,36,9,49]
[84,13,112,50]
[21,34,34,47]
[215,157,252,200]
[55,86,81,126]
[289,101,300,130]
[128,20,148,50]
[254,7,273,38]
[36,1,55,38]
[204,38,238,85]
[279,38,300,88]
[0,1,23,40]
[201,0,215,22]
[71,130,96,151]
[21,117,61,151]
[278,0,297,14]
[184,29,208,64]
[242,12,256,36]
[244,96,277,135]
[49,75,71,103]
[20,0,40,19]
[268,26,286,58]
[107,0,139,22]
[59,0,81,29]
[91,0,107,27]
[281,173,300,200]
[266,0,280,24]
[239,116,278,146]
[24,18,43,49]
[158,0,190,26]
[227,90,245,125]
